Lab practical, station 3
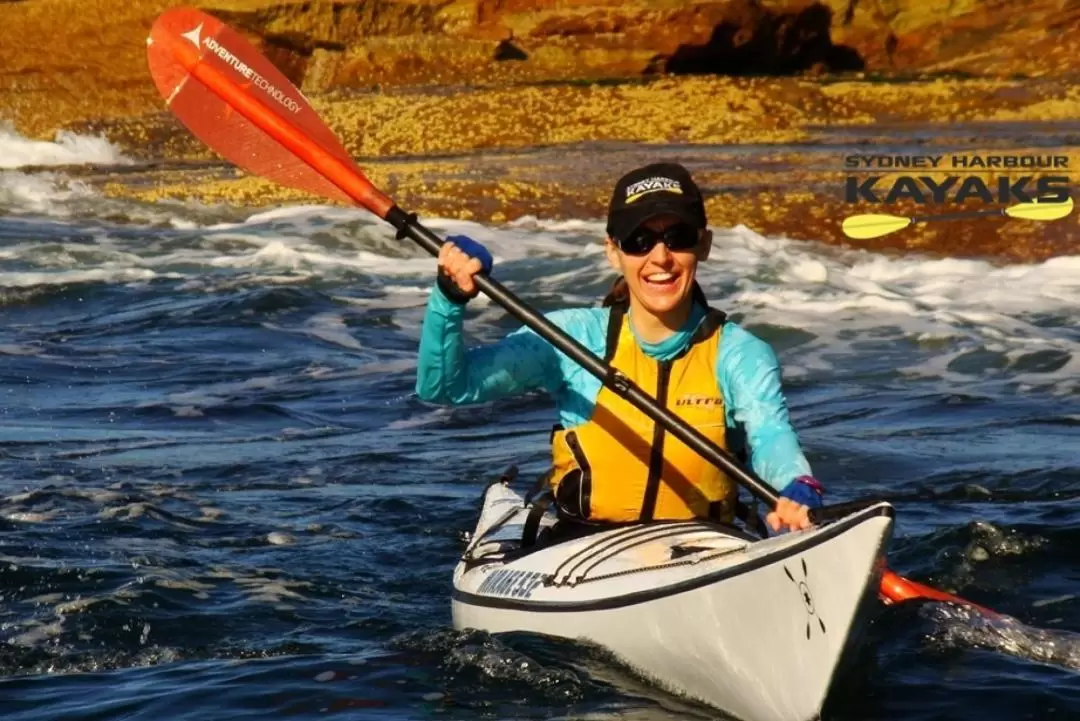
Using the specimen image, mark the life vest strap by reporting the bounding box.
[524,465,555,506]
[604,302,625,361]
[521,488,555,549]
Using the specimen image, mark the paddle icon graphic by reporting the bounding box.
[144,6,1000,617]
[842,197,1074,239]
[785,558,826,640]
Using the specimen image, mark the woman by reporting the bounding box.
[415,162,823,533]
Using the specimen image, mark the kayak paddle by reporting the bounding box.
[146,5,790,515]
[145,6,994,614]
[842,197,1074,239]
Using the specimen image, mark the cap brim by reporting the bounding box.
[609,199,704,240]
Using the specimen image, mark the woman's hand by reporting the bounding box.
[436,235,493,303]
[766,497,813,532]
[766,475,825,533]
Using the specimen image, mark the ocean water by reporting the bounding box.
[1,127,1079,720]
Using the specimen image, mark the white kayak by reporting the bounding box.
[452,478,894,721]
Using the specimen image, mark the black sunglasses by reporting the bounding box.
[617,222,701,256]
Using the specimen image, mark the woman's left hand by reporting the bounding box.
[766,475,825,532]
[766,497,813,532]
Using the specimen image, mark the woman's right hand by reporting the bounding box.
[437,235,493,303]
[439,241,483,297]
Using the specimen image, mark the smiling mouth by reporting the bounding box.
[644,271,679,287]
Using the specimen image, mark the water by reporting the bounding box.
[1,127,1079,721]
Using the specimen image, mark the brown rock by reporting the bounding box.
[6,0,1080,139]
[5,0,1080,265]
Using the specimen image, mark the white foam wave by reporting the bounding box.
[4,196,1078,391]
[925,602,1080,672]
[0,171,97,215]
[232,204,361,227]
[297,311,366,351]
[0,344,44,357]
[0,124,132,169]
[689,225,1080,391]
[0,267,157,288]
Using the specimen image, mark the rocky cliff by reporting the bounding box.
[2,0,1078,262]
[5,0,1080,137]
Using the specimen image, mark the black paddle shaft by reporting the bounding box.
[389,207,864,525]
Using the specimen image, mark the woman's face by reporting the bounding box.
[605,214,712,318]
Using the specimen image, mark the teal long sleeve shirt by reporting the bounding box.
[415,285,812,492]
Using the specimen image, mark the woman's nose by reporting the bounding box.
[648,241,673,262]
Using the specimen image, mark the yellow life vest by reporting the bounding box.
[547,301,738,524]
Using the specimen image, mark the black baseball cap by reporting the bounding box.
[605,162,707,241]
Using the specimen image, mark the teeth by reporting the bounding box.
[646,273,675,282]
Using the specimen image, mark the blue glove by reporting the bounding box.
[779,475,825,509]
[437,234,494,305]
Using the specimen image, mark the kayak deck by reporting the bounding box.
[455,478,891,607]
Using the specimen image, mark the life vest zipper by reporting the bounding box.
[639,360,672,522]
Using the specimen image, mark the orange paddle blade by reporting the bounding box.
[146,7,393,217]
[880,570,998,617]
